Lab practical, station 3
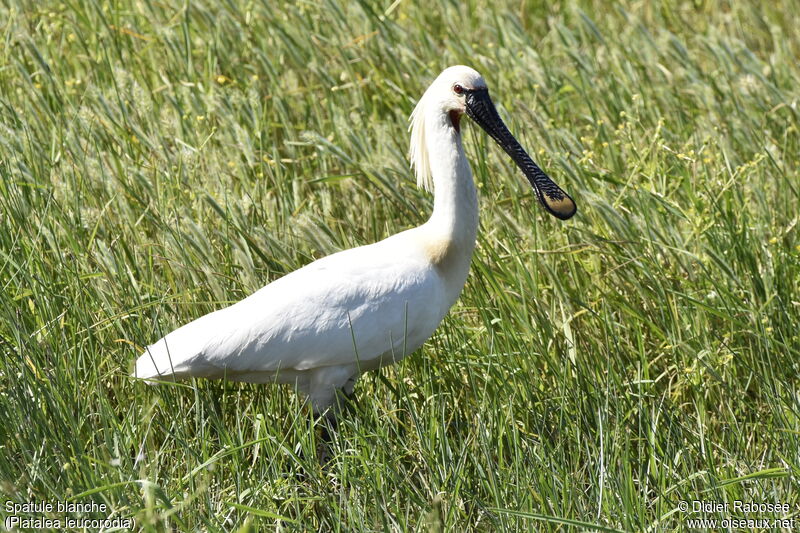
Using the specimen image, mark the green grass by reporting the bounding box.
[1,0,799,530]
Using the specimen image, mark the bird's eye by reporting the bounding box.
[453,84,464,95]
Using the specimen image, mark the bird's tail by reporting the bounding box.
[132,344,177,383]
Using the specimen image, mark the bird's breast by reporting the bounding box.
[415,232,475,305]
[422,235,457,268]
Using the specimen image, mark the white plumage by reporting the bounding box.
[135,230,453,410]
[133,65,574,415]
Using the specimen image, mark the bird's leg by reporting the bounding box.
[340,375,359,410]
[336,376,358,412]
[315,383,358,465]
[311,374,360,466]
[316,408,338,466]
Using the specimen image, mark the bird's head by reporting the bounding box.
[410,65,576,220]
[416,65,488,133]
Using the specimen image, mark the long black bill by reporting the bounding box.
[465,89,576,220]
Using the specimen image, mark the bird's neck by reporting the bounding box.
[420,111,478,295]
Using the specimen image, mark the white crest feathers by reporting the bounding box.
[409,91,433,192]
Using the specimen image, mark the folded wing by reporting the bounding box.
[133,238,444,382]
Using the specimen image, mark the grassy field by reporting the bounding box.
[1,0,799,530]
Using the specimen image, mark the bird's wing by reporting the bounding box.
[134,236,445,380]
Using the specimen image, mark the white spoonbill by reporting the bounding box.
[133,65,576,421]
